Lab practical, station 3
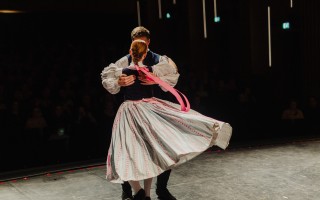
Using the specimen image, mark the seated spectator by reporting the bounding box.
[46,105,71,163]
[25,107,48,130]
[281,99,305,136]
[281,99,304,120]
[69,105,98,159]
[24,107,48,166]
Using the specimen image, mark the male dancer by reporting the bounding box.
[101,26,178,200]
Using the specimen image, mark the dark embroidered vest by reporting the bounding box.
[125,50,172,101]
[122,66,154,100]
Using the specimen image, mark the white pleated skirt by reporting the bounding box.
[106,97,232,183]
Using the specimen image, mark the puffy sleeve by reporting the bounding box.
[152,55,180,91]
[101,56,129,94]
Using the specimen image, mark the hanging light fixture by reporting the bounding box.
[213,0,220,22]
[202,0,207,38]
[136,1,141,26]
[268,6,272,67]
[158,0,162,19]
[214,0,217,17]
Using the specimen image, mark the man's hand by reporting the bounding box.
[138,73,157,85]
[118,74,136,87]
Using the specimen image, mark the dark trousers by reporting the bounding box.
[122,169,172,194]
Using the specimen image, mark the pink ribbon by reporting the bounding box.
[135,65,190,112]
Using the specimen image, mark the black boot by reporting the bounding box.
[156,170,177,200]
[121,182,133,200]
[133,189,146,200]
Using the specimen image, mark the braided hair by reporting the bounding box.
[130,39,148,65]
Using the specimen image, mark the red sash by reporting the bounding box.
[135,65,190,112]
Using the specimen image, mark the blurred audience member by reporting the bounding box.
[281,99,304,120]
[24,107,48,166]
[46,105,71,163]
[70,105,98,159]
[281,99,305,136]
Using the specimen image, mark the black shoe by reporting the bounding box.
[122,191,133,200]
[145,197,151,200]
[156,188,177,200]
[133,189,146,200]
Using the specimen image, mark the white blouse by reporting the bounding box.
[101,55,180,94]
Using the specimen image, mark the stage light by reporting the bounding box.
[202,0,207,38]
[282,22,290,30]
[214,0,217,17]
[268,6,272,67]
[136,1,141,26]
[166,13,171,19]
[214,16,220,23]
[0,10,23,14]
[158,0,162,19]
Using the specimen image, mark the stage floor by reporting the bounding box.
[1,138,320,200]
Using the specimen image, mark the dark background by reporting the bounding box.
[0,0,319,175]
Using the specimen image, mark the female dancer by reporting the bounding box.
[105,39,232,200]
